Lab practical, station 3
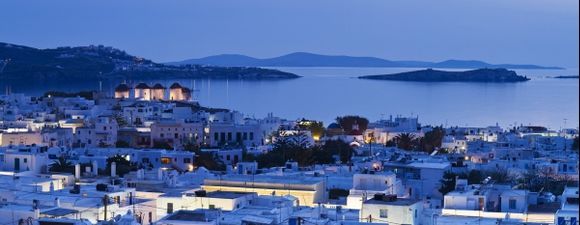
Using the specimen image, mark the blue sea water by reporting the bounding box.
[2,67,578,130]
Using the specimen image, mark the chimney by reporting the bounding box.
[111,162,117,177]
[75,164,81,180]
[92,160,99,176]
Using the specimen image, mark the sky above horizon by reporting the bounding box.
[1,0,578,68]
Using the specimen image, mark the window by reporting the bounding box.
[184,158,191,163]
[161,157,171,164]
[23,158,28,163]
[214,133,219,141]
[566,197,579,205]
[167,203,173,214]
[250,132,254,140]
[509,199,517,210]
[227,132,232,141]
[379,209,388,218]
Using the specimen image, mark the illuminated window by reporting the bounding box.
[161,157,171,164]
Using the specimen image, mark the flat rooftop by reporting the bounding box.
[206,191,253,199]
[407,162,450,169]
[164,209,220,222]
[205,175,323,185]
[364,198,420,206]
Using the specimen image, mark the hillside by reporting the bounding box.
[0,42,299,80]
[358,68,530,82]
[169,52,562,70]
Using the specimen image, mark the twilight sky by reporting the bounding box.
[1,0,578,68]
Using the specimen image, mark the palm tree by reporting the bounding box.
[394,133,417,151]
[49,156,74,173]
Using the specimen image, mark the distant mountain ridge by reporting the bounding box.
[0,42,299,80]
[168,52,562,70]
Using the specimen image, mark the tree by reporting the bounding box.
[241,149,257,162]
[260,137,312,168]
[104,154,138,177]
[49,156,74,173]
[297,119,325,140]
[43,91,94,100]
[322,140,354,163]
[183,142,225,171]
[112,112,127,127]
[183,142,201,153]
[484,167,513,184]
[115,140,131,148]
[439,171,468,195]
[516,168,574,195]
[336,116,369,135]
[467,170,483,184]
[419,126,445,153]
[394,133,418,151]
[153,141,173,150]
[255,137,340,168]
[194,152,226,171]
[439,171,458,195]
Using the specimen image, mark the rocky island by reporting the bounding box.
[358,68,530,82]
[0,42,299,81]
[553,75,579,79]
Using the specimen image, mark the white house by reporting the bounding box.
[360,194,422,225]
[555,187,579,225]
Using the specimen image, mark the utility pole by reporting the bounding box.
[563,118,568,151]
[103,195,109,221]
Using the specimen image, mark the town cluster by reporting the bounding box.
[0,84,577,225]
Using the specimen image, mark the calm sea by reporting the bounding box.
[2,67,578,129]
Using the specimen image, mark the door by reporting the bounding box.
[14,158,20,171]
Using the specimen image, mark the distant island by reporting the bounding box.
[168,52,563,70]
[0,42,299,81]
[553,75,579,79]
[358,68,530,82]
